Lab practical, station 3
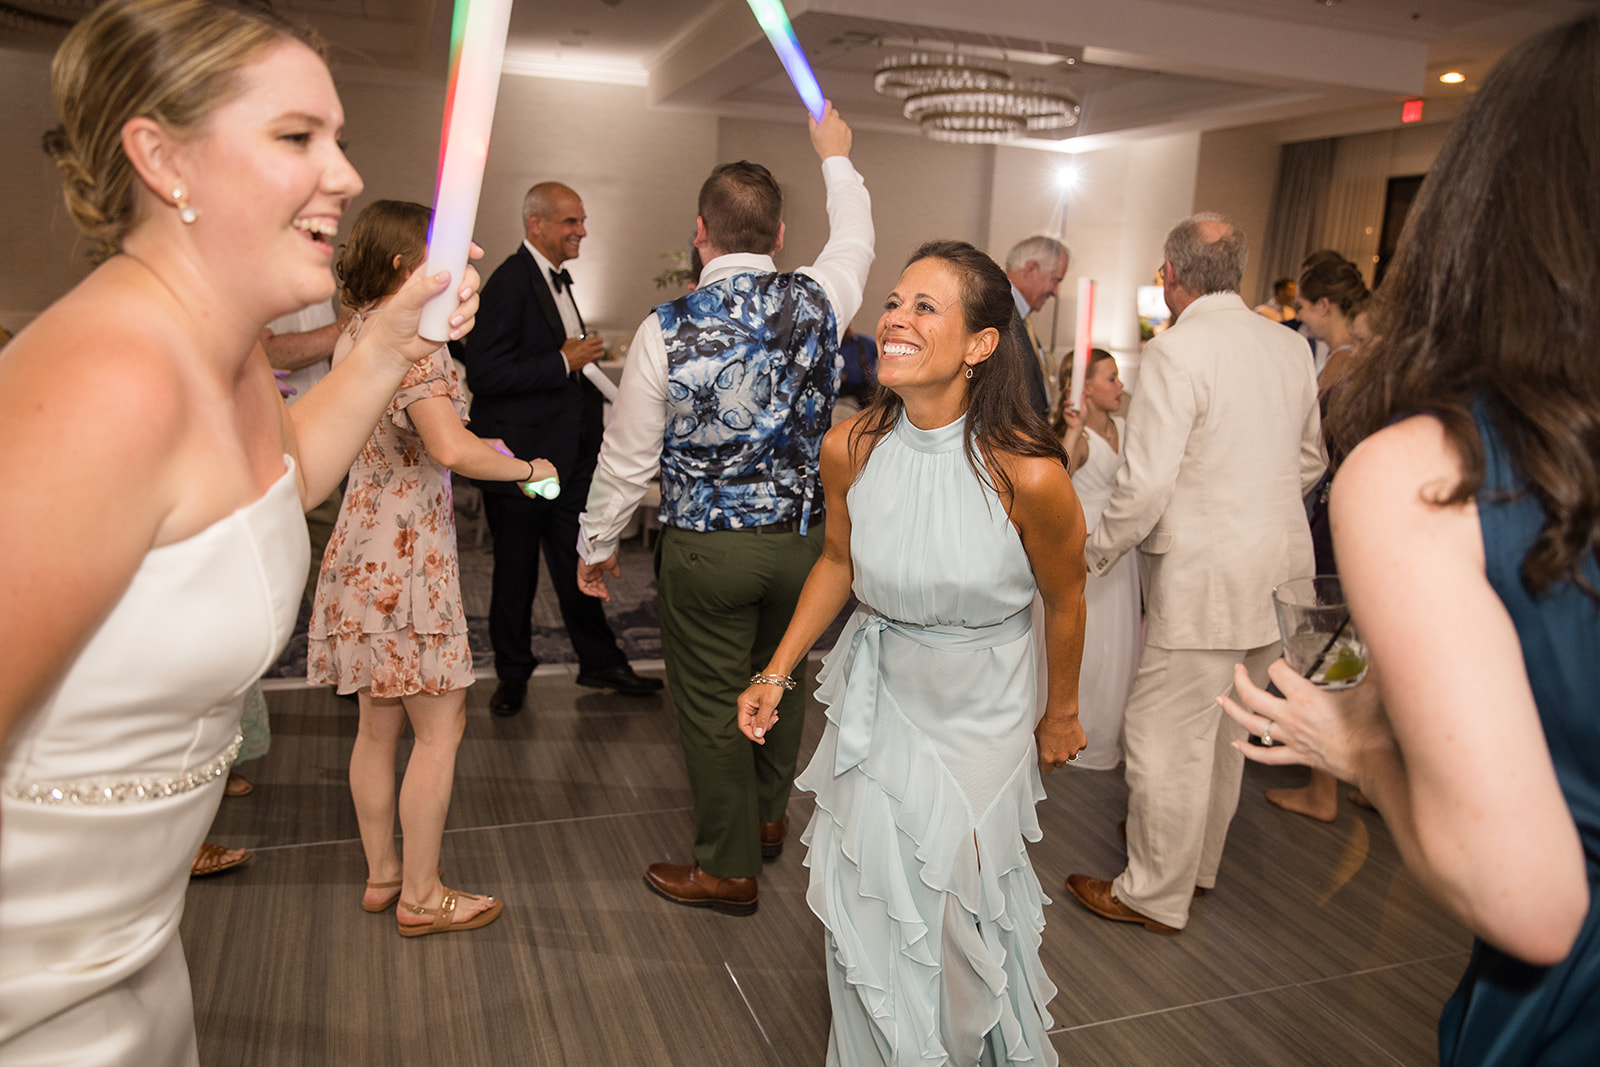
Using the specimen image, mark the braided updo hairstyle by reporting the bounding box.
[43,0,322,262]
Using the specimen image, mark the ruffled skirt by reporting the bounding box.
[797,610,1059,1066]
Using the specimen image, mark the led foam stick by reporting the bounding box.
[1068,277,1096,410]
[520,476,561,501]
[419,0,514,342]
[744,0,826,121]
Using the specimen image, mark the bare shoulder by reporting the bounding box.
[997,450,1075,501]
[1333,414,1466,517]
[1,290,188,475]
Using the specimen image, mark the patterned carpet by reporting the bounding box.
[267,490,848,680]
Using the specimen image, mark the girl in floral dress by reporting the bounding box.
[309,200,555,936]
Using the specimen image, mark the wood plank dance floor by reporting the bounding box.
[187,666,1469,1065]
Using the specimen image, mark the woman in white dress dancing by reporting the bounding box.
[1055,350,1141,769]
[0,0,479,1062]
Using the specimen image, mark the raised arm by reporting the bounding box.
[1222,415,1587,965]
[282,261,480,507]
[736,417,863,741]
[1006,453,1089,769]
[798,104,875,339]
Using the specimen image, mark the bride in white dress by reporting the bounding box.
[0,2,480,1062]
[1057,351,1142,770]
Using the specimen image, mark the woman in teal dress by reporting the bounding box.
[1221,15,1600,1064]
[738,241,1087,1065]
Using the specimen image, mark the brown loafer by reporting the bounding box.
[1064,874,1180,935]
[644,862,758,916]
[759,816,789,859]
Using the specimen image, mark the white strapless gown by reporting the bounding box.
[0,461,306,1066]
[1070,419,1141,770]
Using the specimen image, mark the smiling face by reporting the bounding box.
[1081,355,1124,415]
[170,40,361,320]
[527,188,587,267]
[1012,253,1068,312]
[875,257,995,398]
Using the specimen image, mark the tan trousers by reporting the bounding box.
[1112,642,1279,928]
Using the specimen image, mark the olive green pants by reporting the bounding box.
[654,522,823,879]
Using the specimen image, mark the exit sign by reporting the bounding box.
[1402,99,1425,124]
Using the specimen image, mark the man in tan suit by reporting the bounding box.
[1064,214,1324,934]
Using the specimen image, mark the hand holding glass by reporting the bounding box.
[1273,575,1369,690]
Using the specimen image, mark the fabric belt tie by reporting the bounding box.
[833,604,1033,776]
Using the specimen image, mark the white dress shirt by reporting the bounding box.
[526,240,582,374]
[576,155,874,564]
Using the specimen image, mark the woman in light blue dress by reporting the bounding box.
[739,241,1088,1065]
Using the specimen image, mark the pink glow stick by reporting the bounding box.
[419,0,514,342]
[1068,277,1096,409]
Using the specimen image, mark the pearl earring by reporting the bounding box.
[172,188,197,225]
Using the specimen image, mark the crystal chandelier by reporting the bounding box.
[873,51,1080,144]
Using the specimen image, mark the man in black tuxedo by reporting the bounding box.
[1004,234,1071,421]
[465,182,661,713]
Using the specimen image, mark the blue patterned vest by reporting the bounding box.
[655,271,838,533]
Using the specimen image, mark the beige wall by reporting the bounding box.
[988,132,1202,381]
[1194,125,1283,306]
[716,117,994,336]
[3,45,1226,372]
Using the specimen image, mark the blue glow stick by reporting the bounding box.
[744,0,826,121]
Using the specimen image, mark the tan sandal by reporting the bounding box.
[223,772,253,797]
[191,842,250,877]
[396,887,502,937]
[361,867,444,913]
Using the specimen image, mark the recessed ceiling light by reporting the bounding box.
[1440,71,1465,84]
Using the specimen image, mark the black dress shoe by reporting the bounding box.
[489,678,527,716]
[576,663,663,697]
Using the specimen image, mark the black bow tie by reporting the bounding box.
[549,268,574,293]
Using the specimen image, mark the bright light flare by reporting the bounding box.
[1054,161,1082,193]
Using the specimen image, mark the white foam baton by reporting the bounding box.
[418,0,514,342]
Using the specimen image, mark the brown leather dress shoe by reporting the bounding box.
[1064,874,1180,935]
[759,816,789,859]
[644,862,758,916]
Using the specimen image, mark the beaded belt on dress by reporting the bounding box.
[5,731,243,805]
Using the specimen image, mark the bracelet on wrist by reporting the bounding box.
[522,459,535,483]
[749,672,796,691]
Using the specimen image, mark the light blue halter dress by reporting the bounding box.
[796,413,1058,1066]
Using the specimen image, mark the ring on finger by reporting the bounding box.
[1260,720,1275,747]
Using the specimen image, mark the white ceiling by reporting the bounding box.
[3,0,1593,146]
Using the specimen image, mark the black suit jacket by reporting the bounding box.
[1010,309,1052,421]
[463,246,602,495]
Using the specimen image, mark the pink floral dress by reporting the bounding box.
[307,314,474,697]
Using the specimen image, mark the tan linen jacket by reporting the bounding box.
[1086,291,1325,651]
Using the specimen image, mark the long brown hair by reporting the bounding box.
[850,240,1069,497]
[1327,15,1600,599]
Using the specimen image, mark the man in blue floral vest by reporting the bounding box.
[577,104,873,915]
